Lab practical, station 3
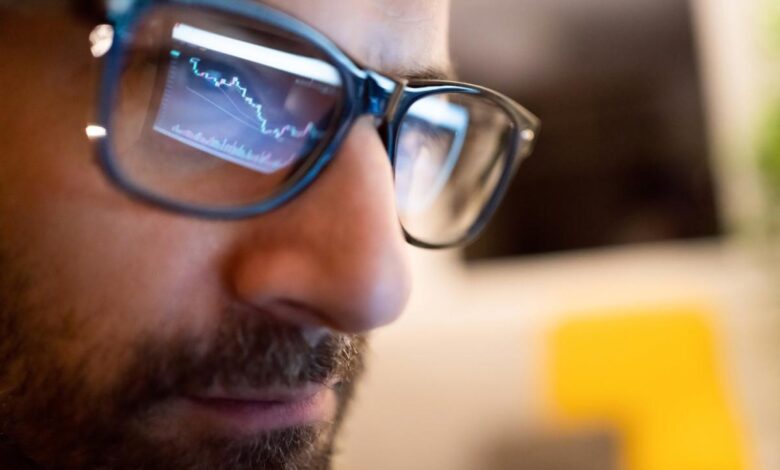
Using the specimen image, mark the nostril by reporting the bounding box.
[235,298,335,331]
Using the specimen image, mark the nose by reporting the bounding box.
[229,117,412,334]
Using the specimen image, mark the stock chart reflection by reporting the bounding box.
[152,24,342,174]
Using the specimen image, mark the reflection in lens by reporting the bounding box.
[153,24,340,175]
[110,9,344,207]
[395,97,469,214]
[395,92,519,246]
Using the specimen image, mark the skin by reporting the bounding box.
[0,0,451,468]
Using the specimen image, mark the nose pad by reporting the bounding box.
[229,117,412,334]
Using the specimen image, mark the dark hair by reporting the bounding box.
[0,0,103,21]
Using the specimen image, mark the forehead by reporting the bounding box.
[255,0,452,77]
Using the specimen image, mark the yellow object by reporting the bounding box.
[548,307,751,470]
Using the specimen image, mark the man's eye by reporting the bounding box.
[398,126,453,167]
[121,53,161,94]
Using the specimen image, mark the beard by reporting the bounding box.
[0,253,367,470]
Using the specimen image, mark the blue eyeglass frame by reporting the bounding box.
[94,0,541,249]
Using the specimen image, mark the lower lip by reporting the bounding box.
[183,387,335,433]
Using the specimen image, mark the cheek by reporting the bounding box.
[0,27,231,378]
[3,201,231,389]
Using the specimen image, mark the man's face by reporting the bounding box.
[0,1,451,468]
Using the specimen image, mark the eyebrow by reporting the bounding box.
[393,65,458,82]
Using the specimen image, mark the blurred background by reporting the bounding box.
[335,0,780,469]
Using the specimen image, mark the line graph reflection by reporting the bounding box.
[151,27,341,175]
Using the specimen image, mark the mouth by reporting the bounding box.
[182,383,337,434]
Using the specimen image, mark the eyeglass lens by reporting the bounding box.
[395,92,515,245]
[110,8,345,206]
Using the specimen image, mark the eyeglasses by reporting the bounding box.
[90,0,540,248]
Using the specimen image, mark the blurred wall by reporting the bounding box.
[690,0,772,233]
[456,0,719,258]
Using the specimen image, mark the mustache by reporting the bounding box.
[116,310,367,411]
